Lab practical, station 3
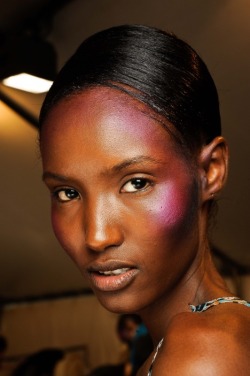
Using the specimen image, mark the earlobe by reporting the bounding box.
[199,136,229,203]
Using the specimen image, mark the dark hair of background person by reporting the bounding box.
[117,314,142,336]
[39,24,221,162]
[11,348,64,376]
[89,364,125,376]
[0,335,7,353]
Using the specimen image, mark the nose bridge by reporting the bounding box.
[84,192,123,252]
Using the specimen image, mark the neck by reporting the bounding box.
[138,246,231,346]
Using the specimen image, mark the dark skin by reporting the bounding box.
[40,87,250,375]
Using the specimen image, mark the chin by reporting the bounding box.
[94,291,143,314]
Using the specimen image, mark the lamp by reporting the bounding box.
[3,73,53,94]
[0,34,57,93]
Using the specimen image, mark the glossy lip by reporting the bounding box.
[86,260,139,292]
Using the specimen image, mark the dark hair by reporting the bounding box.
[0,335,7,352]
[117,314,142,333]
[12,349,63,376]
[39,24,221,158]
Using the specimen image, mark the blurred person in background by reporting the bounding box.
[117,315,153,376]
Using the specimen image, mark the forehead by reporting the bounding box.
[40,87,185,170]
[42,86,168,135]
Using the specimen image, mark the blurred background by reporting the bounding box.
[0,0,250,374]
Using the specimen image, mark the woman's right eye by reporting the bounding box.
[53,188,80,202]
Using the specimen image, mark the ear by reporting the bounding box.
[199,136,229,203]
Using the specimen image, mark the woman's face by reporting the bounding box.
[41,87,201,314]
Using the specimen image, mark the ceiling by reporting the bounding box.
[1,0,250,303]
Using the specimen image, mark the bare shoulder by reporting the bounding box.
[149,305,250,376]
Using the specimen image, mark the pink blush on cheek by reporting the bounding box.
[147,182,198,234]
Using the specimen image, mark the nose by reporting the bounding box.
[84,195,124,252]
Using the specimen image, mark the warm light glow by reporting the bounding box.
[2,73,53,94]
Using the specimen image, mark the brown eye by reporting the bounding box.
[121,178,151,193]
[55,188,79,202]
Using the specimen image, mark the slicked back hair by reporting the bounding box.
[39,24,221,159]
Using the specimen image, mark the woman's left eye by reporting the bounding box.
[121,178,152,193]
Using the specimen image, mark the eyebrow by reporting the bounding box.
[42,171,70,182]
[108,155,164,174]
[42,155,164,182]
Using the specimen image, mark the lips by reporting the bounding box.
[86,261,139,292]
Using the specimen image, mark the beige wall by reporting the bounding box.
[1,295,122,371]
